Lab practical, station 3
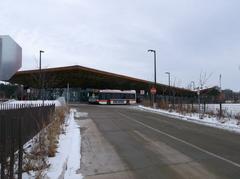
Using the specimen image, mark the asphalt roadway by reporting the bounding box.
[73,104,240,179]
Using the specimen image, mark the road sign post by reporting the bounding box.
[150,87,157,95]
[150,87,157,108]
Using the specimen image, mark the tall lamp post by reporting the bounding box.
[190,81,195,112]
[219,74,222,118]
[165,72,170,105]
[39,50,44,105]
[148,49,157,108]
[197,87,201,118]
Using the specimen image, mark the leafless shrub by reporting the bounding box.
[191,107,198,113]
[46,106,68,157]
[141,99,151,107]
[22,105,68,177]
[216,109,228,118]
[157,100,169,110]
[22,131,49,177]
[184,104,193,114]
[205,110,216,118]
[235,113,240,125]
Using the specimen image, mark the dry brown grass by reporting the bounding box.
[205,110,216,118]
[22,105,69,177]
[141,99,151,107]
[235,113,240,125]
[157,100,169,110]
[46,106,68,157]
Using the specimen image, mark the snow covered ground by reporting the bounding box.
[137,105,240,134]
[203,103,240,117]
[46,108,82,179]
[22,108,82,179]
[2,98,65,107]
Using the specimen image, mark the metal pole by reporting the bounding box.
[219,74,222,118]
[39,51,41,100]
[148,49,157,108]
[165,72,170,106]
[168,73,170,108]
[0,117,6,179]
[168,73,170,90]
[10,118,16,179]
[18,117,23,179]
[154,51,156,90]
[219,74,222,90]
[39,50,44,106]
[198,88,201,118]
[154,51,157,107]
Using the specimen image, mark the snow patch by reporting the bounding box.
[74,112,88,118]
[136,105,240,134]
[4,99,62,107]
[46,108,83,179]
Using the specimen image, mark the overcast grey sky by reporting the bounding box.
[1,0,240,91]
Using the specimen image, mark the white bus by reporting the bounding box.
[88,89,136,105]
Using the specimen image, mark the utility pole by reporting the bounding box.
[219,74,222,90]
[190,81,195,112]
[148,49,157,108]
[197,87,201,118]
[165,72,170,106]
[39,50,44,105]
[219,74,222,118]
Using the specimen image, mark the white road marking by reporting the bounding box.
[118,112,240,168]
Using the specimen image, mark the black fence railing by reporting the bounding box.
[141,95,226,119]
[0,103,55,179]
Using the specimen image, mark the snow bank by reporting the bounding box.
[137,105,240,134]
[204,103,240,117]
[0,81,10,85]
[3,98,63,107]
[46,108,83,179]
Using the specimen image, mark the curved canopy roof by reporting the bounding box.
[8,65,219,97]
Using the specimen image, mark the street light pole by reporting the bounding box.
[148,49,157,108]
[154,52,156,86]
[39,50,44,105]
[198,87,201,117]
[165,72,170,105]
[190,81,195,112]
[219,74,222,118]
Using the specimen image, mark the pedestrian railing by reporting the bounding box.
[0,103,55,179]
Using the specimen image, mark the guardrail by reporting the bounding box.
[0,103,55,179]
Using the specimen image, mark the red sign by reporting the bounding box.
[218,93,225,101]
[150,87,157,94]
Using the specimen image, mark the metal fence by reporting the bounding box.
[141,95,226,118]
[0,103,55,179]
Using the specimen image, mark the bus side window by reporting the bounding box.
[131,94,135,99]
[106,93,111,99]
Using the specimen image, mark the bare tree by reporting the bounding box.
[199,71,212,89]
[198,71,212,118]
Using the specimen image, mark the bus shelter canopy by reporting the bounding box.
[8,65,219,98]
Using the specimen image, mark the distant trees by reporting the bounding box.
[0,83,19,99]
